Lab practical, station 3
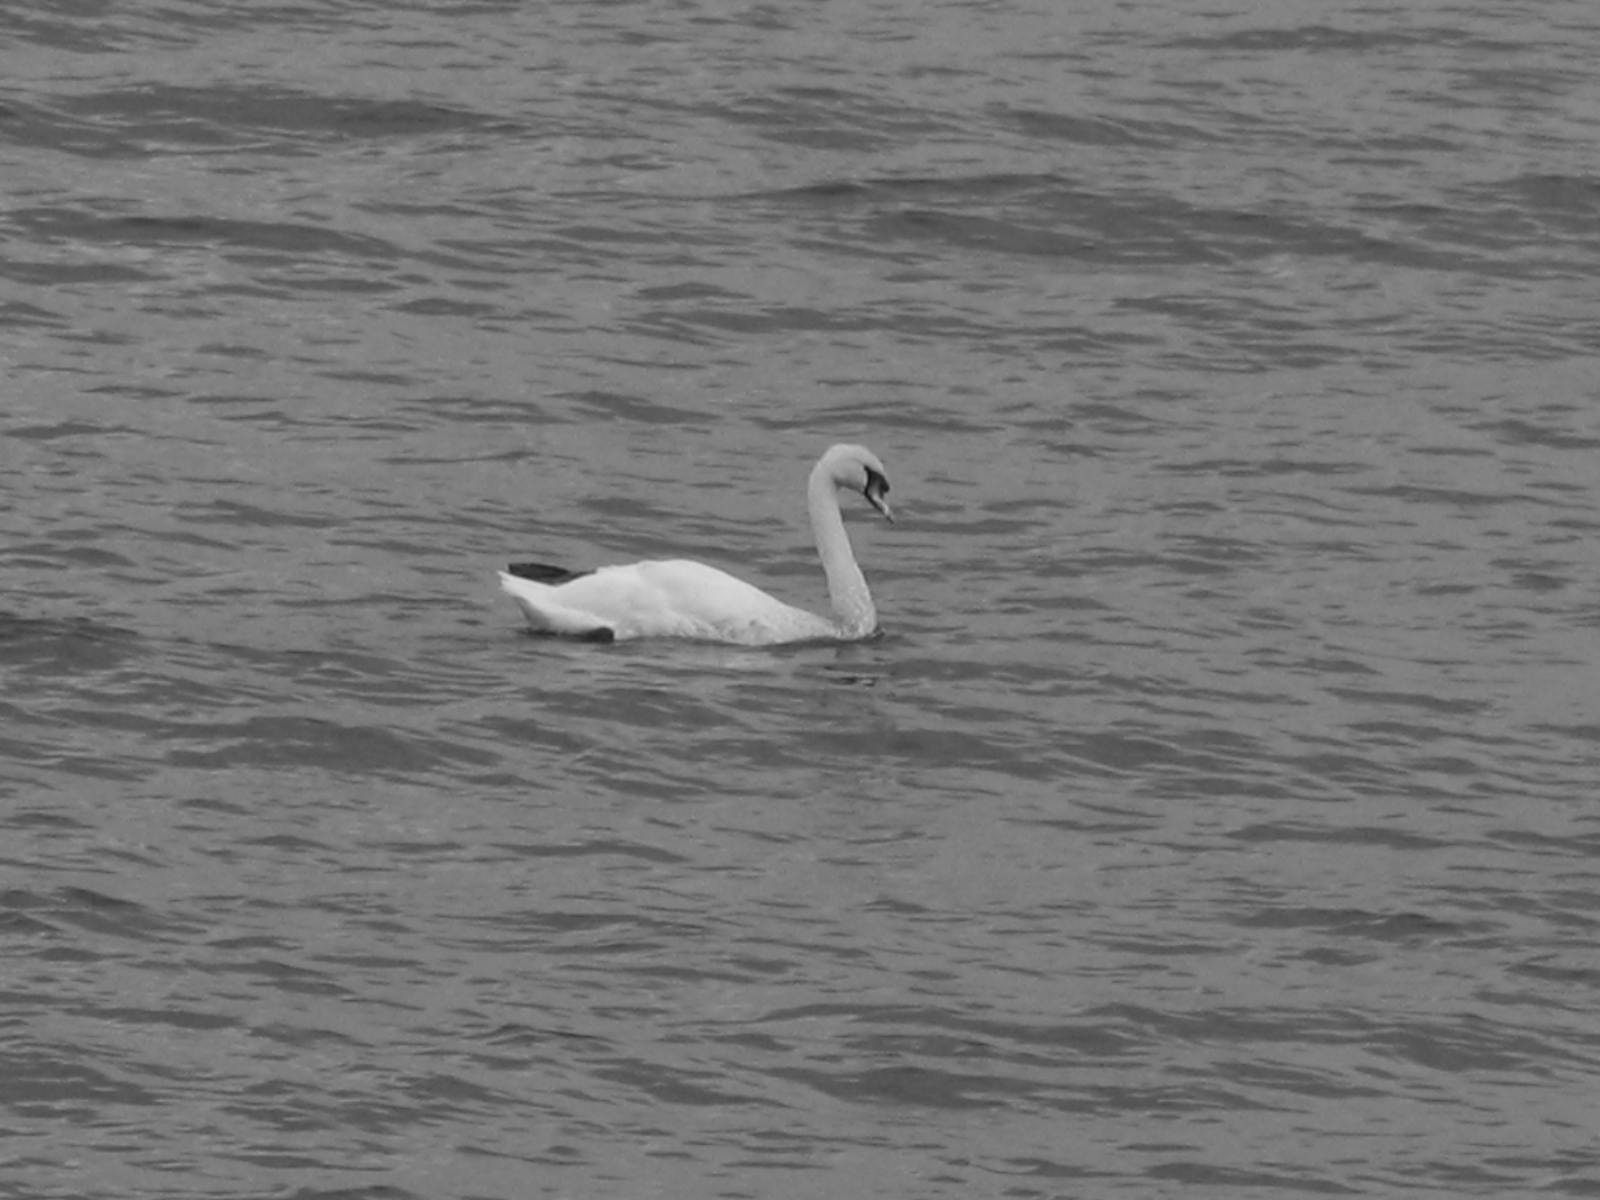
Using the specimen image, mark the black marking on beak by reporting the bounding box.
[863,467,893,522]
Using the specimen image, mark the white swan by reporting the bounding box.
[499,443,893,645]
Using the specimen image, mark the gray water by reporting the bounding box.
[3,1,1599,1196]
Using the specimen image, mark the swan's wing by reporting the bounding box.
[500,560,833,643]
[498,571,617,639]
[564,561,817,639]
[628,561,800,624]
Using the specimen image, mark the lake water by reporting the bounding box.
[3,1,1599,1196]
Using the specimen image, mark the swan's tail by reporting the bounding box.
[498,571,616,642]
[506,562,591,585]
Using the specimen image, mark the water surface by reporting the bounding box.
[3,1,1599,1196]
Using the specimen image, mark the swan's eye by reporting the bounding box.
[863,467,889,498]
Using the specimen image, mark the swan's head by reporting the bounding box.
[820,443,894,523]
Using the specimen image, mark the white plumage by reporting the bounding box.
[498,443,893,645]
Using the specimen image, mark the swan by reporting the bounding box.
[498,443,893,645]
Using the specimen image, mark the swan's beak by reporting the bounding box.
[864,468,893,523]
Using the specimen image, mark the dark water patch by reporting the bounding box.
[1473,415,1600,452]
[500,838,688,866]
[271,1185,424,1200]
[1364,1016,1579,1075]
[1346,718,1491,751]
[454,907,707,950]
[471,715,605,768]
[201,954,350,1000]
[0,615,141,674]
[164,714,497,778]
[1228,821,1449,852]
[23,263,155,301]
[563,388,715,426]
[1486,828,1600,863]
[593,1054,781,1107]
[843,182,1448,278]
[1057,727,1260,781]
[767,1061,1030,1110]
[564,745,782,803]
[1322,685,1492,718]
[997,108,1206,148]
[1066,396,1174,437]
[1084,1002,1360,1054]
[1490,172,1600,223]
[1235,905,1472,941]
[0,735,149,784]
[1147,1161,1360,1193]
[0,95,137,158]
[387,295,503,319]
[1528,721,1600,747]
[10,206,401,263]
[746,171,1071,207]
[6,418,140,442]
[394,394,566,429]
[85,1003,239,1034]
[634,280,745,303]
[622,298,1021,349]
[868,207,1088,259]
[747,171,1429,270]
[1211,1056,1387,1101]
[0,1050,159,1114]
[4,886,191,945]
[719,88,952,153]
[1164,22,1489,55]
[553,220,712,249]
[1158,453,1365,478]
[749,394,1002,437]
[820,722,1062,782]
[478,1021,612,1051]
[762,1002,1143,1062]
[2,4,126,54]
[1163,532,1270,571]
[181,497,344,531]
[282,275,400,296]
[43,83,503,156]
[0,903,59,938]
[242,831,336,857]
[0,298,65,329]
[116,214,399,260]
[1510,959,1600,989]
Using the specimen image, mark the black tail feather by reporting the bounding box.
[506,562,591,585]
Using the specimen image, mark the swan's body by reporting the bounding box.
[499,443,893,645]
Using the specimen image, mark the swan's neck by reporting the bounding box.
[808,461,876,637]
